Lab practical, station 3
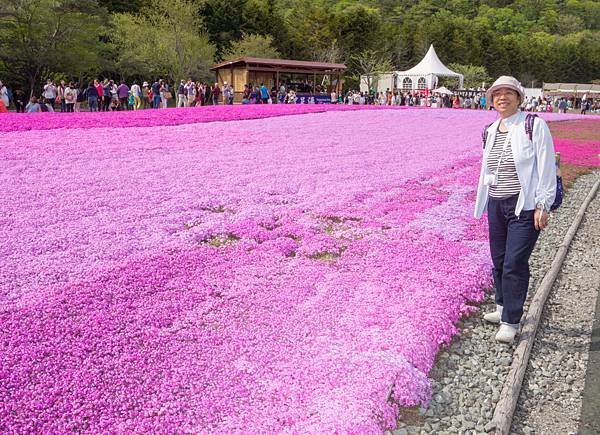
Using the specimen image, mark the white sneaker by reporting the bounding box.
[495,323,518,344]
[483,305,503,324]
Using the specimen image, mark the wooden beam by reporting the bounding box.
[485,179,600,435]
[245,66,345,75]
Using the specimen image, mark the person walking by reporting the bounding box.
[204,83,212,106]
[84,81,99,112]
[141,82,150,109]
[101,80,112,111]
[474,76,557,344]
[177,80,186,108]
[94,79,104,111]
[259,83,269,104]
[212,82,221,105]
[0,80,9,108]
[195,83,203,106]
[64,82,76,112]
[56,80,67,112]
[131,81,142,110]
[222,81,234,105]
[14,89,27,113]
[117,80,130,110]
[159,80,169,109]
[74,83,84,112]
[43,79,57,110]
[151,79,161,109]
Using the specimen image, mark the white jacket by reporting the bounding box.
[474,111,557,218]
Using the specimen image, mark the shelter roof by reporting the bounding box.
[396,45,462,78]
[543,83,600,94]
[211,57,347,72]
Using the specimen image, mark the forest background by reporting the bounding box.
[0,0,598,95]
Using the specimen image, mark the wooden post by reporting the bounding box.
[485,179,600,434]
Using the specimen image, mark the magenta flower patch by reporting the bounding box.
[0,107,596,432]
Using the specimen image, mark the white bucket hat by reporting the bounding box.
[486,76,525,102]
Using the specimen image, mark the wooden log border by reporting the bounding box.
[486,178,600,435]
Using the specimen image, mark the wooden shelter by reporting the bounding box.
[543,83,600,98]
[210,57,347,102]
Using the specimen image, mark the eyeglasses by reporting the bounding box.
[492,89,518,98]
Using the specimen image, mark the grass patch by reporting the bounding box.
[204,233,241,247]
[201,205,227,213]
[309,246,346,261]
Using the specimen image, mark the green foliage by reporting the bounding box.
[111,0,215,81]
[222,33,281,59]
[98,0,148,13]
[447,63,492,88]
[0,0,598,89]
[199,0,285,59]
[0,0,107,94]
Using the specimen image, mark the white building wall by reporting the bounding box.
[360,73,394,93]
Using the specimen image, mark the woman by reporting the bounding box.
[14,89,27,113]
[159,80,169,109]
[0,80,9,108]
[74,83,84,112]
[57,80,66,112]
[94,79,104,111]
[474,76,556,343]
[25,96,41,113]
[64,82,76,112]
[102,79,112,112]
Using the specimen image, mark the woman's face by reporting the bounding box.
[492,87,520,117]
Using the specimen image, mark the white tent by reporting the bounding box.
[395,45,464,92]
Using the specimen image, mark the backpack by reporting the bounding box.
[481,113,563,211]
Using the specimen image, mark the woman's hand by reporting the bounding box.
[534,209,549,230]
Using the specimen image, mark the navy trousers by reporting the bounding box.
[488,195,540,324]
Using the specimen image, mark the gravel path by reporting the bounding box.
[392,170,600,435]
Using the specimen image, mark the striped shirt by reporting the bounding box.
[487,127,521,198]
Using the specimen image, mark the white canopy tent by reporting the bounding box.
[395,45,464,92]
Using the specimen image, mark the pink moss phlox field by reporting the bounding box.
[0,108,595,432]
[0,104,407,132]
[554,138,600,167]
[1,104,592,133]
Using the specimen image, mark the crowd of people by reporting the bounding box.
[0,77,598,114]
[342,88,599,114]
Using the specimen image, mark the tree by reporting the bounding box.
[278,0,334,59]
[222,33,281,59]
[350,49,393,92]
[111,0,216,82]
[329,2,384,56]
[311,40,344,64]
[97,0,148,13]
[200,0,246,58]
[0,0,106,95]
[447,63,492,89]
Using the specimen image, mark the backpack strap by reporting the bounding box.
[525,113,538,141]
[481,122,493,148]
